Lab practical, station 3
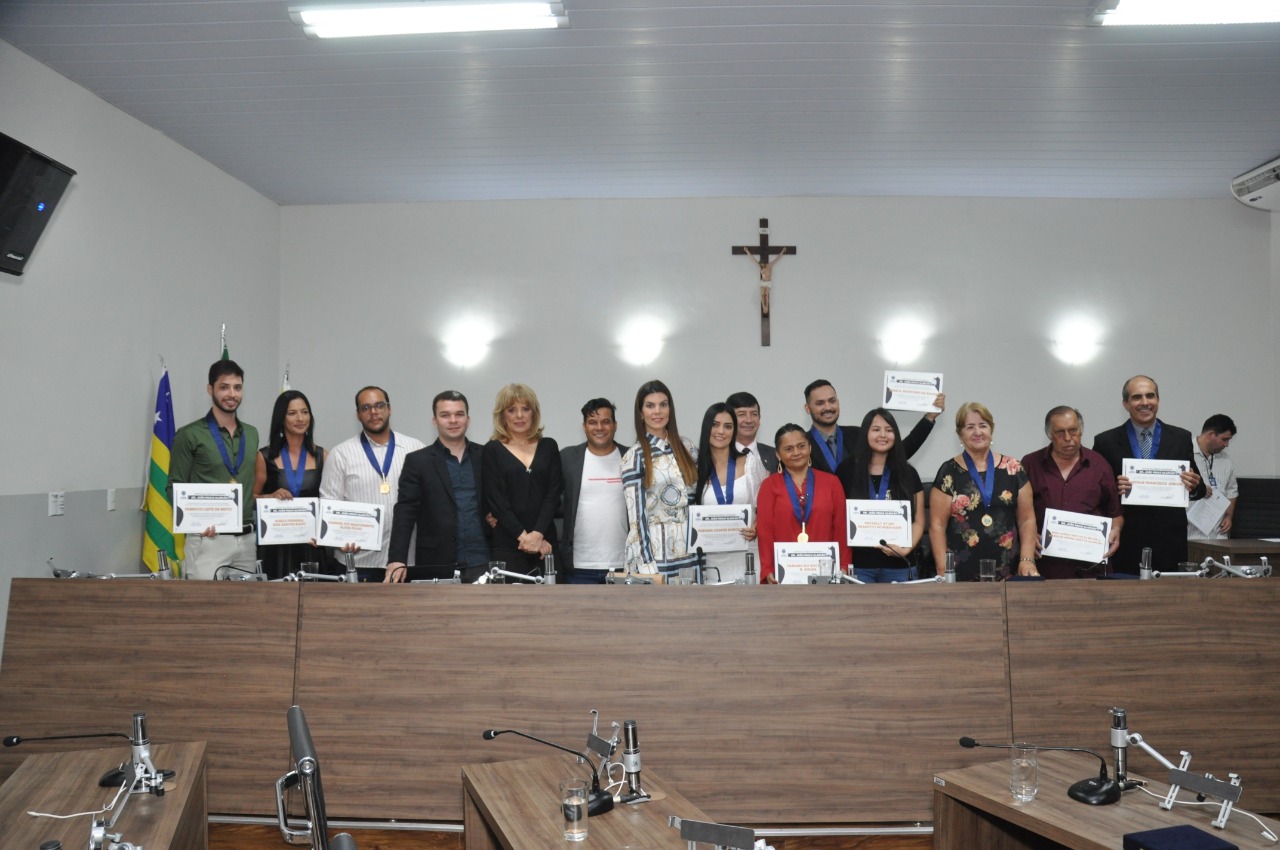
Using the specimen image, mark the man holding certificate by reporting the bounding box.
[802,379,942,475]
[169,360,260,580]
[1022,406,1122,579]
[1093,376,1205,574]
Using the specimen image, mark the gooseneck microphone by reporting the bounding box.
[958,737,1121,805]
[4,731,130,748]
[482,729,615,815]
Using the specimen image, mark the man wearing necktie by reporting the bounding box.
[802,379,944,475]
[1093,375,1206,574]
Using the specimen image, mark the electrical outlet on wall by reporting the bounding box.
[48,491,66,517]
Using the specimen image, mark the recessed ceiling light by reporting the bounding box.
[1089,0,1280,26]
[290,2,568,38]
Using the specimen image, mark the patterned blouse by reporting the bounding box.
[621,433,698,572]
[933,454,1029,581]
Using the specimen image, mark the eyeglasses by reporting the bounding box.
[358,402,389,414]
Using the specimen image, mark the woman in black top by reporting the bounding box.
[836,408,924,583]
[253,389,327,578]
[482,383,563,576]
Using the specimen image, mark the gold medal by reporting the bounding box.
[797,523,809,543]
[379,480,391,494]
[981,514,993,528]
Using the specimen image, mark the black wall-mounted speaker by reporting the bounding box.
[0,132,76,276]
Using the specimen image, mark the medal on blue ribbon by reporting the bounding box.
[709,458,736,505]
[811,426,844,470]
[281,445,308,496]
[963,450,996,528]
[361,431,396,494]
[1125,420,1162,459]
[784,470,815,542]
[205,411,245,483]
[869,468,891,500]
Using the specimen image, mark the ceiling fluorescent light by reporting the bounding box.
[1089,0,1280,25]
[290,2,568,38]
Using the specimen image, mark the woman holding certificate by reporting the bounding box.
[928,402,1038,581]
[254,390,328,578]
[483,383,563,576]
[621,380,699,575]
[694,403,766,583]
[755,424,850,583]
[836,408,925,583]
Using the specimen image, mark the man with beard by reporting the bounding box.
[169,360,260,579]
[320,386,425,574]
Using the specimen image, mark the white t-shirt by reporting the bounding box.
[573,449,627,570]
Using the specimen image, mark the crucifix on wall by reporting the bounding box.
[732,218,797,346]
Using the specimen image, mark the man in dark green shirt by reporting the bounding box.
[169,360,260,579]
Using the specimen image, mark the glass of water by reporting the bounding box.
[1010,743,1038,802]
[560,778,589,841]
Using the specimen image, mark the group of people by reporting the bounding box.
[168,361,1240,584]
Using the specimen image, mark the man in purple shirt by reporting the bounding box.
[1022,406,1123,579]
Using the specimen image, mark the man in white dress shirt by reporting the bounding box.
[319,386,425,572]
[1188,414,1238,541]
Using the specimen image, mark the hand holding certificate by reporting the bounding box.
[846,499,911,548]
[1122,458,1191,508]
[257,497,320,545]
[173,483,243,533]
[689,505,754,553]
[317,500,384,551]
[1040,508,1110,563]
[883,371,944,414]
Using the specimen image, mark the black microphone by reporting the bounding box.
[619,720,649,804]
[482,729,615,816]
[4,732,130,747]
[878,539,917,576]
[958,737,1120,805]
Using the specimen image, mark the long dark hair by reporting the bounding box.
[266,390,317,462]
[695,403,742,499]
[842,407,914,500]
[632,379,696,489]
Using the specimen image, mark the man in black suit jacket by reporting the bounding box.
[803,379,943,475]
[727,391,777,473]
[1093,375,1205,574]
[560,398,629,583]
[386,391,490,581]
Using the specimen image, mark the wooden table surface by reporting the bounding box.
[0,740,208,850]
[933,751,1280,850]
[462,754,713,850]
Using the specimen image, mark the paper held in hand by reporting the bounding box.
[882,370,943,413]
[1122,458,1190,508]
[173,483,243,533]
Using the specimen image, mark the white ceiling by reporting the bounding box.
[3,0,1280,205]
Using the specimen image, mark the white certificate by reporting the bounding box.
[1122,458,1191,508]
[689,505,753,553]
[172,483,243,534]
[882,371,944,413]
[317,500,384,550]
[846,499,912,548]
[257,498,319,545]
[773,542,841,584]
[1040,508,1110,563]
[1187,489,1230,537]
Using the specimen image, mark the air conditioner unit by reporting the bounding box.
[1230,156,1280,211]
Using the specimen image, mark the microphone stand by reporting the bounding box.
[959,736,1120,805]
[482,729,614,815]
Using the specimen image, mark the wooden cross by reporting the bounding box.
[732,218,797,346]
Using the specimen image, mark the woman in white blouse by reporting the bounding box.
[693,402,766,583]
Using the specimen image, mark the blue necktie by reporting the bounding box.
[1139,428,1152,458]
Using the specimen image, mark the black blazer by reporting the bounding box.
[807,416,934,475]
[747,442,778,474]
[387,439,489,576]
[559,440,628,577]
[1093,419,1204,573]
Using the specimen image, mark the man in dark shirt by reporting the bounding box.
[1022,406,1122,579]
[386,390,490,581]
[802,379,943,474]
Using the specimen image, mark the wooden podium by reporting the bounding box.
[0,741,208,850]
[462,754,712,850]
[933,751,1279,850]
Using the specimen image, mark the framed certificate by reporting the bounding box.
[172,483,243,534]
[773,542,841,584]
[1122,458,1190,508]
[256,497,319,545]
[689,505,753,553]
[883,371,943,413]
[846,499,911,548]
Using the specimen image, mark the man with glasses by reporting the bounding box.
[319,386,425,573]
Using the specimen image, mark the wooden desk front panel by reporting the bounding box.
[0,579,299,814]
[1005,581,1280,811]
[294,584,1012,824]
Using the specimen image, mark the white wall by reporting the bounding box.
[280,197,1276,485]
[0,41,280,654]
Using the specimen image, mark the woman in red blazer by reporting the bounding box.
[756,423,851,583]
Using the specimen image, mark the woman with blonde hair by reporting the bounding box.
[482,383,563,576]
[621,379,698,574]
